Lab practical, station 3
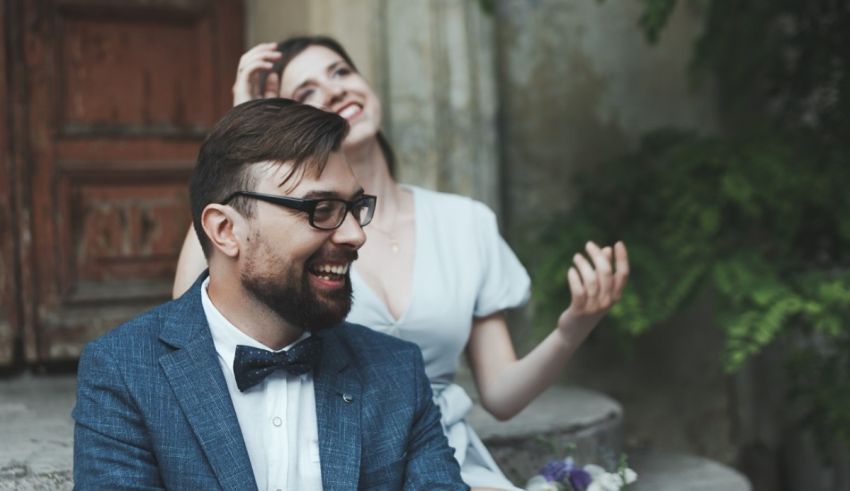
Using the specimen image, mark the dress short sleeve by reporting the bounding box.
[472,202,531,317]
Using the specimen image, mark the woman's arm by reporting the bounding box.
[172,44,281,299]
[172,227,208,298]
[466,241,629,421]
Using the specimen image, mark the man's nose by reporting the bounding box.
[331,210,366,249]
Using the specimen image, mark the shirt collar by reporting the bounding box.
[200,277,311,374]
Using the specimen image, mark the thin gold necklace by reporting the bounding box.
[369,207,400,254]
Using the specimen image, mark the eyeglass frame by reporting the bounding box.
[220,190,377,231]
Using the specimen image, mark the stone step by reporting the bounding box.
[467,385,625,485]
[629,450,752,491]
[459,369,750,490]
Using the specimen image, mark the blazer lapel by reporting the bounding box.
[158,279,257,491]
[314,327,362,490]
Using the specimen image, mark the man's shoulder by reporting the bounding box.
[323,322,421,364]
[328,321,419,350]
[321,323,427,400]
[82,298,182,356]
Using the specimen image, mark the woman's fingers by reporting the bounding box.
[612,241,630,301]
[585,241,612,306]
[567,241,628,314]
[572,251,598,299]
[567,267,586,308]
[233,43,282,106]
[263,72,280,98]
[233,62,273,104]
[238,42,281,69]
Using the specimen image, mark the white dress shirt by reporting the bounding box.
[201,278,323,491]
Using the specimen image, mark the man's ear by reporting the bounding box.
[201,204,246,258]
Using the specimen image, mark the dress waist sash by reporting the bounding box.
[431,381,474,427]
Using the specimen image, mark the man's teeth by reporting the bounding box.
[315,264,350,276]
[338,105,360,119]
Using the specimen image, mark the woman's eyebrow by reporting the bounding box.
[293,61,346,94]
[326,61,346,74]
[292,77,315,94]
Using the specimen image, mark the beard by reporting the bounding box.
[241,245,355,332]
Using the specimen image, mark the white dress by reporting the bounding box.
[347,185,531,490]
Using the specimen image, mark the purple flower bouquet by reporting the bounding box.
[525,456,637,491]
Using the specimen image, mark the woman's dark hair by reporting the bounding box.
[262,35,396,177]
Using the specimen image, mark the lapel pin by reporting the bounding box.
[342,393,354,403]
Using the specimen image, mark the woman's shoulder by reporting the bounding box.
[405,185,495,222]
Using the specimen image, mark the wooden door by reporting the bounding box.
[1,1,21,365]
[14,0,242,363]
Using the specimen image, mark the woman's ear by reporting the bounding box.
[201,204,244,258]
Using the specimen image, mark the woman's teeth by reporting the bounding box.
[338,105,360,119]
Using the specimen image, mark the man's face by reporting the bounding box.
[239,152,366,331]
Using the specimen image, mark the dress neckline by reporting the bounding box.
[351,185,420,326]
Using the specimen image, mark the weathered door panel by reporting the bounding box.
[21,0,242,361]
[0,1,20,365]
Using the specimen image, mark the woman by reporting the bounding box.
[174,36,629,491]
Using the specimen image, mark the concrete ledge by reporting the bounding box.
[0,374,75,490]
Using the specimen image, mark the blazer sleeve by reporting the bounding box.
[72,340,165,490]
[402,348,469,490]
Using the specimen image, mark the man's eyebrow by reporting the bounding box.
[300,188,365,200]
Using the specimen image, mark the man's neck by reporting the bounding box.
[206,277,303,350]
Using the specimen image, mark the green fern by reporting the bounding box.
[525,129,850,444]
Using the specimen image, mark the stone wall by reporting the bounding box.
[496,0,716,240]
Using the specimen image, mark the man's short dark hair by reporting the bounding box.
[189,98,349,257]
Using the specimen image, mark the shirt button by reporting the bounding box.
[272,416,283,427]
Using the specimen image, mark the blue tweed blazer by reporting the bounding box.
[73,276,466,490]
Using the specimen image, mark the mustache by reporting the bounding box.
[310,249,358,265]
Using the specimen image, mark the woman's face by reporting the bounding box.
[280,45,383,149]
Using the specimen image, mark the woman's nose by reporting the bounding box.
[323,80,346,106]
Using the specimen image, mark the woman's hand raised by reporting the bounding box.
[232,42,283,106]
[559,241,629,329]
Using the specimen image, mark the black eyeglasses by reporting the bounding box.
[221,191,376,230]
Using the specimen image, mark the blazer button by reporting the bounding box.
[342,393,354,403]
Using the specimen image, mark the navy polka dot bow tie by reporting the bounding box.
[233,336,322,392]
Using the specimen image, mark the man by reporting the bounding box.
[73,99,465,490]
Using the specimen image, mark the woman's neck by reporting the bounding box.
[344,136,404,225]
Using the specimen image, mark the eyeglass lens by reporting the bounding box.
[312,198,373,229]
